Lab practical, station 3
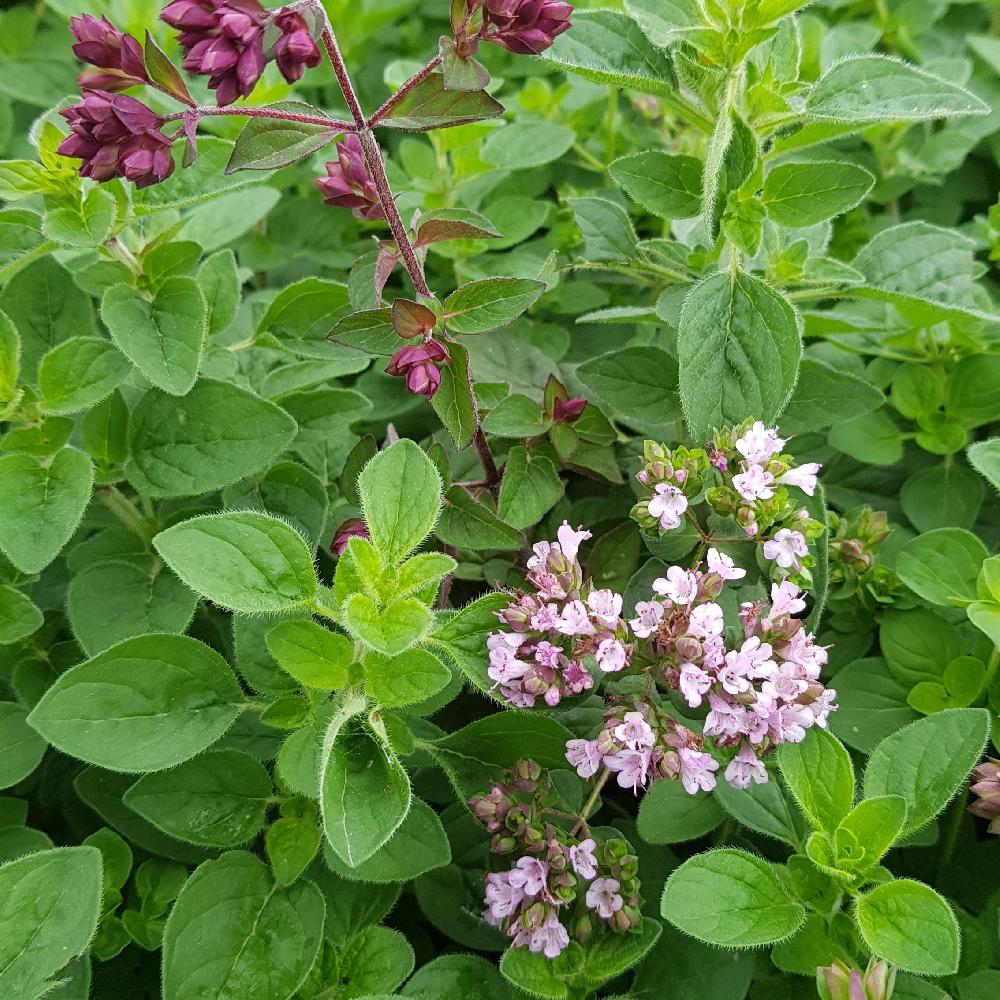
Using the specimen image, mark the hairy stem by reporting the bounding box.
[163,105,354,130]
[474,427,501,492]
[368,55,443,127]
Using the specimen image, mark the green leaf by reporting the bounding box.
[497,446,563,530]
[0,701,46,789]
[947,355,1000,427]
[346,593,432,655]
[154,511,318,614]
[38,336,131,415]
[880,609,958,686]
[609,151,702,219]
[500,942,581,999]
[545,9,678,97]
[895,527,986,606]
[27,634,243,773]
[427,592,510,697]
[828,657,919,754]
[439,36,491,93]
[762,161,874,227]
[366,648,450,708]
[835,796,907,872]
[265,810,321,887]
[162,851,324,1000]
[968,438,1000,494]
[101,277,206,396]
[901,462,983,532]
[124,750,272,848]
[43,187,116,248]
[322,796,450,883]
[625,0,703,47]
[577,346,681,435]
[482,119,575,170]
[567,196,639,262]
[266,620,351,689]
[481,394,550,438]
[862,708,990,835]
[0,448,94,575]
[0,846,103,998]
[661,848,805,947]
[197,249,241,337]
[337,924,414,997]
[714,775,804,849]
[328,308,400,355]
[677,272,801,443]
[379,72,504,130]
[637,777,726,844]
[0,308,18,404]
[0,584,43,645]
[780,358,884,435]
[226,104,341,172]
[257,278,350,359]
[320,709,412,868]
[579,917,662,988]
[359,439,442,565]
[777,728,855,834]
[807,55,989,124]
[436,485,523,550]
[431,340,478,449]
[443,277,545,335]
[855,880,959,976]
[68,560,198,657]
[401,954,513,1000]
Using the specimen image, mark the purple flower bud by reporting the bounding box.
[315,134,384,220]
[970,758,1000,834]
[273,11,322,83]
[163,0,266,105]
[552,395,586,423]
[386,340,451,398]
[483,0,573,55]
[69,14,148,91]
[58,92,175,188]
[330,517,369,557]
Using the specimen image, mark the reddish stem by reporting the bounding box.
[163,105,354,130]
[320,25,366,126]
[474,427,501,492]
[367,55,442,127]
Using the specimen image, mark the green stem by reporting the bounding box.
[97,485,155,544]
[938,790,968,874]
[571,768,611,837]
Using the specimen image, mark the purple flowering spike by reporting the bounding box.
[385,340,451,398]
[163,0,266,105]
[483,0,573,55]
[58,92,174,188]
[273,11,322,83]
[315,134,385,220]
[70,14,148,91]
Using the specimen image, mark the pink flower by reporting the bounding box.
[569,838,598,879]
[528,911,570,958]
[761,662,808,703]
[679,663,712,708]
[595,637,628,673]
[653,566,699,605]
[770,580,806,617]
[629,600,664,639]
[526,540,553,571]
[316,133,384,220]
[555,600,595,637]
[385,339,451,398]
[483,0,573,55]
[484,871,525,921]
[273,10,321,83]
[69,13,147,91]
[733,464,775,501]
[605,748,652,793]
[648,482,688,530]
[678,747,719,794]
[508,856,548,897]
[587,589,622,626]
[533,641,561,669]
[812,688,838,729]
[707,547,746,581]
[563,659,593,694]
[763,528,808,570]
[556,521,591,564]
[614,711,655,750]
[777,462,821,496]
[735,422,785,464]
[725,744,768,790]
[565,738,602,779]
[688,602,724,639]
[530,603,560,631]
[586,877,624,919]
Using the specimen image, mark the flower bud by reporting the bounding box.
[385,339,451,398]
[483,0,573,55]
[69,14,147,91]
[316,133,384,220]
[273,10,321,83]
[330,517,369,556]
[969,758,1000,833]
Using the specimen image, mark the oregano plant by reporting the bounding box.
[0,1,998,999]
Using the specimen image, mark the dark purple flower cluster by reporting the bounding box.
[315,133,384,220]
[385,339,451,398]
[482,0,573,55]
[161,0,320,104]
[69,13,148,92]
[58,91,175,188]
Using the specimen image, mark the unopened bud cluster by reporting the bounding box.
[472,759,642,959]
[969,758,1000,834]
[817,958,896,1000]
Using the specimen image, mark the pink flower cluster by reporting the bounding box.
[481,0,573,55]
[487,522,633,707]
